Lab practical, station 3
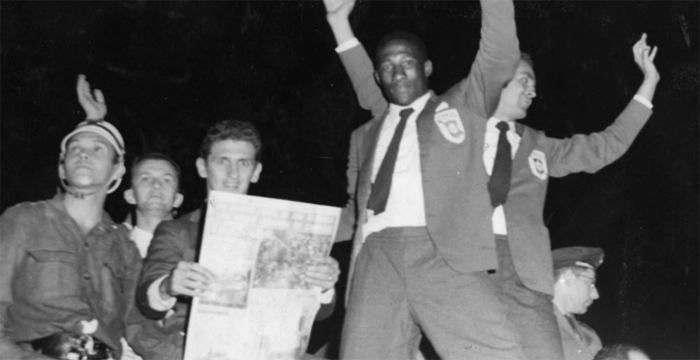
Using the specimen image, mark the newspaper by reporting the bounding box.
[183,191,341,360]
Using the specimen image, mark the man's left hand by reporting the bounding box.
[303,256,340,292]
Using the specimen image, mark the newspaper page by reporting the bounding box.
[183,191,341,360]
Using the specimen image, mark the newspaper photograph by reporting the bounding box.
[183,191,341,360]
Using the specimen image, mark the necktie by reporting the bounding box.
[367,107,414,215]
[488,121,512,207]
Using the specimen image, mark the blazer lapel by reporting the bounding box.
[417,93,438,155]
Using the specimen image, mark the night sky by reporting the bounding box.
[1,1,698,359]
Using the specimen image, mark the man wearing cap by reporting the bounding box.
[0,75,149,359]
[552,246,605,360]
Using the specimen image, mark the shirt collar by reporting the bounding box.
[388,91,432,117]
[49,191,115,226]
[487,116,517,134]
[131,225,154,240]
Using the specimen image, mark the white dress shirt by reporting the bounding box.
[483,117,520,235]
[363,92,431,240]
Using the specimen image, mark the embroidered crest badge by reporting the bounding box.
[528,150,548,180]
[434,108,465,144]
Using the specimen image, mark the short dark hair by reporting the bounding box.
[199,120,262,161]
[520,52,534,68]
[593,344,648,360]
[130,152,181,188]
[374,31,429,69]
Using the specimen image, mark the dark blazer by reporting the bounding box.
[337,0,652,296]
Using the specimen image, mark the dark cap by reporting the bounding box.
[552,247,604,271]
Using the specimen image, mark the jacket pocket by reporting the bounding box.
[23,249,80,299]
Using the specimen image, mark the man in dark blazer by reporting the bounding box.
[327,0,660,355]
[135,120,340,359]
[325,0,528,359]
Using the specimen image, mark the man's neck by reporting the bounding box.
[135,210,173,233]
[390,91,431,111]
[62,190,107,234]
[552,297,569,317]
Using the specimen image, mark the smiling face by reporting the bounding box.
[495,60,537,121]
[125,159,183,213]
[196,139,262,195]
[59,132,123,191]
[374,39,432,106]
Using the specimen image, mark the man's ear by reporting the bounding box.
[424,60,433,77]
[112,162,126,182]
[561,269,577,286]
[173,193,184,208]
[250,163,263,184]
[124,189,136,205]
[58,161,66,180]
[196,158,208,179]
[374,71,381,85]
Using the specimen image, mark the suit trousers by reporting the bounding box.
[494,236,565,360]
[340,227,527,360]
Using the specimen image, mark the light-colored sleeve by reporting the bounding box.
[545,100,653,177]
[458,0,520,118]
[337,43,388,119]
[335,129,361,243]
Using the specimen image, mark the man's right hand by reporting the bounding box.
[159,261,217,299]
[324,0,355,20]
[76,74,107,120]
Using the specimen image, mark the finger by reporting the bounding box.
[306,264,337,274]
[184,269,215,286]
[181,277,210,291]
[190,263,217,281]
[171,285,199,297]
[94,89,105,104]
[305,278,335,290]
[304,271,337,281]
[639,33,647,43]
[76,74,87,92]
[649,46,658,61]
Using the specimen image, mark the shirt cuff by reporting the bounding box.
[335,38,360,53]
[318,287,335,304]
[147,275,178,311]
[633,94,653,109]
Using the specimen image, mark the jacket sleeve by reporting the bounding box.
[335,129,361,243]
[136,221,186,320]
[337,44,388,119]
[459,0,520,118]
[544,100,652,177]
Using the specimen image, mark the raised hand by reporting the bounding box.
[76,74,107,120]
[632,33,659,82]
[323,0,355,18]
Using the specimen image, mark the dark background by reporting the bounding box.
[1,1,698,359]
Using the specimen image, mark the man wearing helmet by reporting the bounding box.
[0,75,148,359]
